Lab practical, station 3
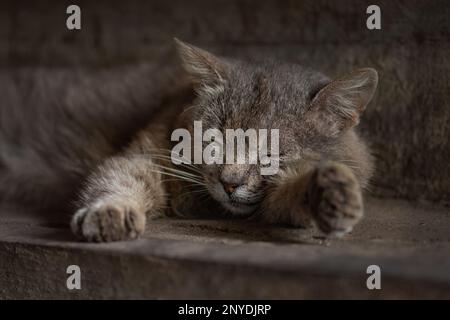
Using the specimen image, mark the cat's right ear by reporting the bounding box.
[309,68,378,136]
[174,38,229,87]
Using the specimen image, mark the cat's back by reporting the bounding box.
[0,61,189,209]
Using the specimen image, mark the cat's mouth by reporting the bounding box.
[220,200,259,217]
[205,181,262,217]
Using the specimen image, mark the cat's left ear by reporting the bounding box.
[310,68,378,134]
[174,38,229,87]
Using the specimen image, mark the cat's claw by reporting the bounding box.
[71,201,145,242]
[308,162,363,237]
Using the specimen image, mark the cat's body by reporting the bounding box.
[0,62,189,209]
[1,40,377,241]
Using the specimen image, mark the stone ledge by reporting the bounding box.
[0,197,449,299]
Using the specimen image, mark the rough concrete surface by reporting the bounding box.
[0,197,449,299]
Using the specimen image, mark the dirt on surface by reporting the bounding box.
[0,196,449,298]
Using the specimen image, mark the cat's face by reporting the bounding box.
[193,65,328,216]
[175,39,378,217]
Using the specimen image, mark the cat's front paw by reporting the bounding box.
[308,162,363,237]
[71,201,146,242]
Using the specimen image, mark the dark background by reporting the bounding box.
[0,0,449,205]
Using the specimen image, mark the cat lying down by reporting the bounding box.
[71,39,377,242]
[2,39,378,242]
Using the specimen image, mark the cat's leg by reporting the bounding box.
[262,160,363,236]
[71,156,166,242]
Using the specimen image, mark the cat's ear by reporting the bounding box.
[174,38,228,87]
[309,68,378,135]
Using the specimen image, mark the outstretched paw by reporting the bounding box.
[71,201,146,242]
[308,162,363,237]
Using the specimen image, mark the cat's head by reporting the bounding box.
[175,39,378,217]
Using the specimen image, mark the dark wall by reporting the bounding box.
[1,0,449,204]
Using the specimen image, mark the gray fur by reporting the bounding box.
[0,40,377,241]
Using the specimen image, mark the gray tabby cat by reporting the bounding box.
[2,39,378,242]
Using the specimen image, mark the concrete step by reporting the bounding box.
[0,197,449,299]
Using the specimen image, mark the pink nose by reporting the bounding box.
[222,182,239,195]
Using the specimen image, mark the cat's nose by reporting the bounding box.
[220,165,249,195]
[221,181,241,195]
